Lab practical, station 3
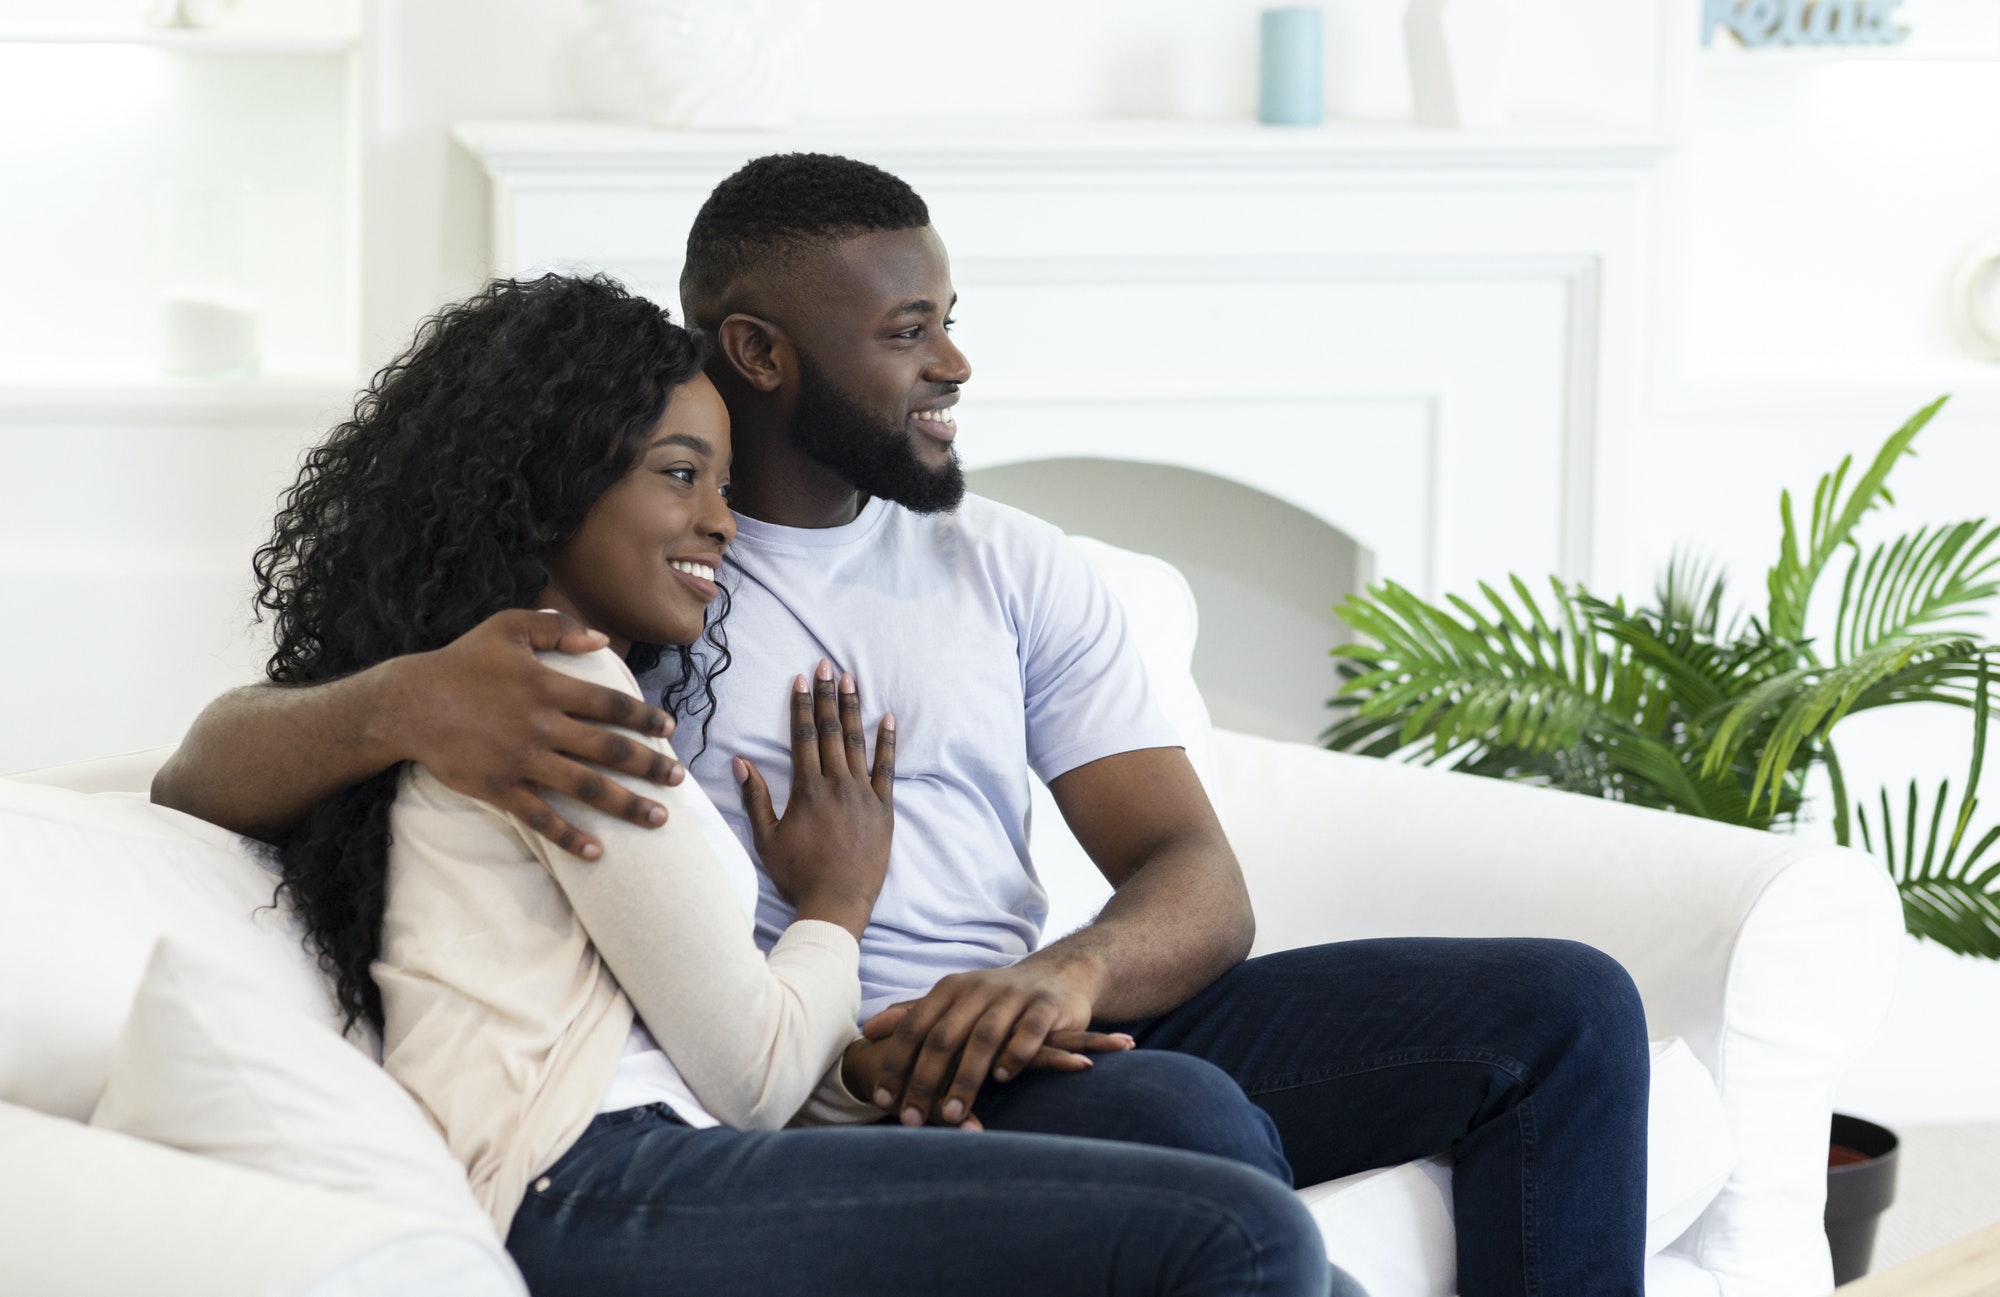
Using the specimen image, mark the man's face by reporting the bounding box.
[785,226,972,515]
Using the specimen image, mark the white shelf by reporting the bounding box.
[0,25,356,54]
[1702,38,2000,66]
[0,369,356,421]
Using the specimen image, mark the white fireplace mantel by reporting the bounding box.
[456,118,1672,735]
[453,118,1671,181]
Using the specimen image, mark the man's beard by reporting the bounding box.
[792,352,965,516]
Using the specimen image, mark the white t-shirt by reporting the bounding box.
[643,494,1182,1019]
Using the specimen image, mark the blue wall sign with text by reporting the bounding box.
[1703,0,1910,47]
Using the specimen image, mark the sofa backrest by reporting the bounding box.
[8,746,175,795]
[7,537,1220,960]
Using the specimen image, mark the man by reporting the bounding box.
[156,153,1649,1296]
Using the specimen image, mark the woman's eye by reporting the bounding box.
[661,466,696,485]
[943,316,956,332]
[719,482,734,501]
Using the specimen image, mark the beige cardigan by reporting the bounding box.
[374,648,879,1236]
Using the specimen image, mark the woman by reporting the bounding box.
[253,273,1346,1297]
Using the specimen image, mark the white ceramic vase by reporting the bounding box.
[582,0,806,131]
[1405,0,1521,130]
[148,0,238,28]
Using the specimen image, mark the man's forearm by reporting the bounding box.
[151,664,405,841]
[1026,840,1255,1023]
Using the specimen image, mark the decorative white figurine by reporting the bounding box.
[580,0,806,131]
[148,0,239,29]
[1406,0,1520,130]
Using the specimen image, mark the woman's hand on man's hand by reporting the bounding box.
[840,1005,1135,1130]
[735,659,895,942]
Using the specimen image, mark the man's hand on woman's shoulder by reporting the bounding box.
[153,608,685,848]
[384,608,684,861]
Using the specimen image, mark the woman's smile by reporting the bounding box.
[668,553,724,602]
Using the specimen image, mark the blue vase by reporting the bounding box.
[1259,7,1324,127]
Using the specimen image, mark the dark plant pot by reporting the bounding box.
[1825,1113,1899,1285]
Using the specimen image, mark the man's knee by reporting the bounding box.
[1543,939,1645,1034]
[1505,938,1649,1079]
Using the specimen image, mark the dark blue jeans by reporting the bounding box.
[977,938,1651,1297]
[506,1100,1355,1297]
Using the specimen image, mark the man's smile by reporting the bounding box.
[910,403,957,446]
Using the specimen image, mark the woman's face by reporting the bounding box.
[541,373,736,653]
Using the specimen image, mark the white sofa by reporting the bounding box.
[0,538,1904,1297]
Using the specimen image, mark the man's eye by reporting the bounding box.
[943,317,956,332]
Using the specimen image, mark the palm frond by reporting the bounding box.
[1857,660,2000,958]
[1655,551,1734,641]
[1330,577,1654,760]
[1766,395,1949,645]
[1709,634,1978,813]
[1587,594,1795,725]
[1834,520,2000,663]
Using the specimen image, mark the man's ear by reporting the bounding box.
[716,313,792,394]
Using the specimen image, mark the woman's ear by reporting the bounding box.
[716,313,791,394]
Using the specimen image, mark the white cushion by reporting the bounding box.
[1033,536,1220,941]
[0,778,346,1118]
[0,1100,517,1297]
[1300,1038,1734,1296]
[1301,1157,1457,1297]
[1643,1038,1736,1254]
[1067,535,1221,796]
[93,936,501,1241]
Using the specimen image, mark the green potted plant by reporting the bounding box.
[1323,395,2000,1280]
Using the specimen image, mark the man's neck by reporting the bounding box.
[728,420,868,530]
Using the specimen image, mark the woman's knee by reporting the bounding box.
[1083,1049,1291,1180]
[1171,1156,1333,1297]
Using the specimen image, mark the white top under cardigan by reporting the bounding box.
[374,647,879,1237]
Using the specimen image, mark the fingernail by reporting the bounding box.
[840,671,854,693]
[1080,1057,1094,1067]
[992,1066,1010,1082]
[942,1099,964,1123]
[816,658,834,681]
[732,758,749,785]
[874,1087,894,1108]
[901,1107,923,1127]
[580,843,601,861]
[883,712,896,733]
[647,806,667,825]
[1115,1034,1135,1046]
[794,674,808,694]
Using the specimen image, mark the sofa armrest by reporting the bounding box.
[7,746,178,795]
[1211,728,1904,1296]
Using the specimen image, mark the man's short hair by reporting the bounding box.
[680,152,930,329]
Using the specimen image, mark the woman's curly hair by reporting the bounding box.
[252,273,726,1032]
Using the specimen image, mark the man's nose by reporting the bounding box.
[929,335,972,386]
